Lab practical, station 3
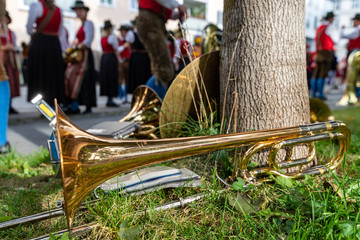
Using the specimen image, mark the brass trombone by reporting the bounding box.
[52,102,350,231]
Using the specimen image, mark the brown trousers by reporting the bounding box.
[136,9,174,85]
[312,50,334,79]
[119,59,129,85]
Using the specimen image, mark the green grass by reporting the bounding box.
[0,107,359,239]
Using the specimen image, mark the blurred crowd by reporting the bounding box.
[307,11,360,103]
[0,0,222,154]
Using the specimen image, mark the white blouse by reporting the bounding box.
[26,1,68,52]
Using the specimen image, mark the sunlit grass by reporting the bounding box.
[0,107,359,239]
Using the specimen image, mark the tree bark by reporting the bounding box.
[0,0,5,19]
[220,0,310,167]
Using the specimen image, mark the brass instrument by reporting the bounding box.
[53,102,350,231]
[119,85,162,139]
[337,50,360,106]
[160,51,220,138]
[202,24,222,54]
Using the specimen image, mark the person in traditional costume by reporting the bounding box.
[26,0,66,106]
[136,0,187,97]
[0,11,20,114]
[0,4,10,154]
[117,24,131,103]
[100,20,119,107]
[174,29,192,74]
[311,11,339,100]
[126,20,152,94]
[341,13,360,56]
[65,0,96,114]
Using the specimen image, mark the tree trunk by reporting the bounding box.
[0,0,5,19]
[220,0,310,168]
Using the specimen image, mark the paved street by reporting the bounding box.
[8,85,132,154]
[8,83,347,155]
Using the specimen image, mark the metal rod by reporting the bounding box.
[0,209,64,230]
[30,223,97,240]
[0,199,99,230]
[23,189,228,239]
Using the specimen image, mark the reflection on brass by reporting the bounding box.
[160,51,220,138]
[54,101,350,231]
[337,50,360,106]
[120,85,162,139]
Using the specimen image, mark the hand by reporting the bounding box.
[77,43,86,49]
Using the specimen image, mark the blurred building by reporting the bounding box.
[332,0,360,58]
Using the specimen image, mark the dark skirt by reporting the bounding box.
[100,53,118,97]
[77,48,97,107]
[128,52,152,93]
[27,33,65,104]
[176,56,191,74]
[3,51,20,98]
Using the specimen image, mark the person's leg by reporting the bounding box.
[146,75,167,99]
[317,78,326,99]
[137,10,174,86]
[310,78,317,97]
[311,59,321,98]
[0,80,10,153]
[318,54,333,100]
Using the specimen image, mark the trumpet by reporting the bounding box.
[52,102,350,231]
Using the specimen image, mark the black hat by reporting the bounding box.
[119,24,131,31]
[353,13,360,20]
[103,20,113,29]
[71,0,89,11]
[324,11,335,20]
[4,10,11,24]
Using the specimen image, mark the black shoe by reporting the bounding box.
[0,142,11,154]
[9,107,19,114]
[64,108,80,115]
[319,96,327,101]
[106,102,119,107]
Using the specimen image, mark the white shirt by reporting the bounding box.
[80,20,94,48]
[323,21,339,43]
[340,25,360,40]
[26,1,67,52]
[125,30,135,44]
[107,34,118,50]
